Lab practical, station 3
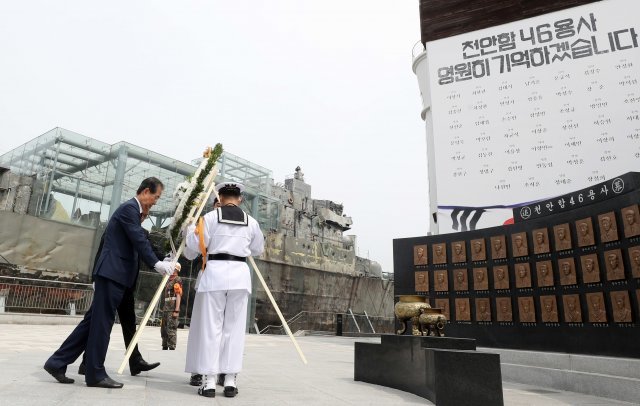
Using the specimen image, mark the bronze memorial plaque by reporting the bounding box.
[563,294,582,323]
[587,292,607,323]
[496,297,513,321]
[453,268,468,291]
[518,296,536,323]
[455,298,471,321]
[532,228,550,254]
[540,295,559,322]
[451,241,467,263]
[475,298,491,321]
[434,270,449,291]
[576,217,595,247]
[491,235,507,259]
[413,244,428,265]
[512,232,528,257]
[536,260,554,287]
[629,246,640,278]
[471,238,486,261]
[580,254,601,283]
[605,249,625,281]
[553,223,572,251]
[415,271,429,292]
[558,258,577,285]
[598,212,619,243]
[610,291,632,323]
[493,266,510,289]
[434,298,450,320]
[622,204,640,238]
[473,267,489,290]
[432,243,447,264]
[515,263,532,288]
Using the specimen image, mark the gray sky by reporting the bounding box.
[0,1,428,273]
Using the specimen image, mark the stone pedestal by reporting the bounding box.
[354,335,503,406]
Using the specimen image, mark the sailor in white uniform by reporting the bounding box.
[183,182,264,398]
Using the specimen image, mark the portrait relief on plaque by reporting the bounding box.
[532,228,550,254]
[512,232,528,257]
[610,291,632,323]
[435,298,450,320]
[587,292,607,323]
[605,249,625,281]
[491,235,507,259]
[415,271,429,292]
[432,243,447,264]
[622,204,640,238]
[518,296,536,323]
[580,254,601,284]
[453,268,468,291]
[515,263,532,288]
[475,298,491,322]
[553,223,572,251]
[471,238,486,261]
[536,260,554,287]
[414,244,428,265]
[451,241,467,263]
[497,297,513,321]
[493,266,510,289]
[434,270,449,291]
[629,246,640,278]
[576,218,595,247]
[563,294,582,323]
[540,295,559,322]
[598,212,619,243]
[559,258,577,285]
[455,298,471,321]
[473,267,489,290]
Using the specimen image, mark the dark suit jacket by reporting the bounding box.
[93,198,160,288]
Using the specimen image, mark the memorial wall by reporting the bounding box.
[416,0,640,232]
[394,173,640,357]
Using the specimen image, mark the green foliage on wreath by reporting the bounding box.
[168,143,223,248]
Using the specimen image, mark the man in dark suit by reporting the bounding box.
[77,210,162,377]
[44,177,176,388]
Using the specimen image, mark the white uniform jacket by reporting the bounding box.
[184,209,264,294]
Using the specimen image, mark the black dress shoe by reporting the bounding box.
[44,364,75,384]
[224,386,238,398]
[190,374,202,386]
[78,362,85,376]
[198,387,215,397]
[87,377,124,389]
[130,359,160,376]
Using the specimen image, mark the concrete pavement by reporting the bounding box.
[0,324,631,405]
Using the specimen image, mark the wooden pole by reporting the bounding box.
[248,256,308,364]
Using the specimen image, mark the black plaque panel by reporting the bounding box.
[396,172,640,358]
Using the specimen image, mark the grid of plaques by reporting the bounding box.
[412,204,640,326]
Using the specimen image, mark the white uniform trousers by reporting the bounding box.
[185,289,249,375]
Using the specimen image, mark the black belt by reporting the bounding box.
[208,253,246,262]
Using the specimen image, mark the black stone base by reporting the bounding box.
[354,334,503,406]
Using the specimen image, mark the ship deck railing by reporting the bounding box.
[259,310,394,335]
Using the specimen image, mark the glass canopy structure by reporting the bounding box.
[0,127,279,230]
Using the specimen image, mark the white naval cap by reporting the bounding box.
[215,181,245,194]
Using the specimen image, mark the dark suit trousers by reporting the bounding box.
[79,285,142,367]
[45,275,126,384]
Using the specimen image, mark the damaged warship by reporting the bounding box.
[0,128,393,334]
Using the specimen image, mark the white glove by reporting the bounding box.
[154,261,174,276]
[163,256,182,272]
